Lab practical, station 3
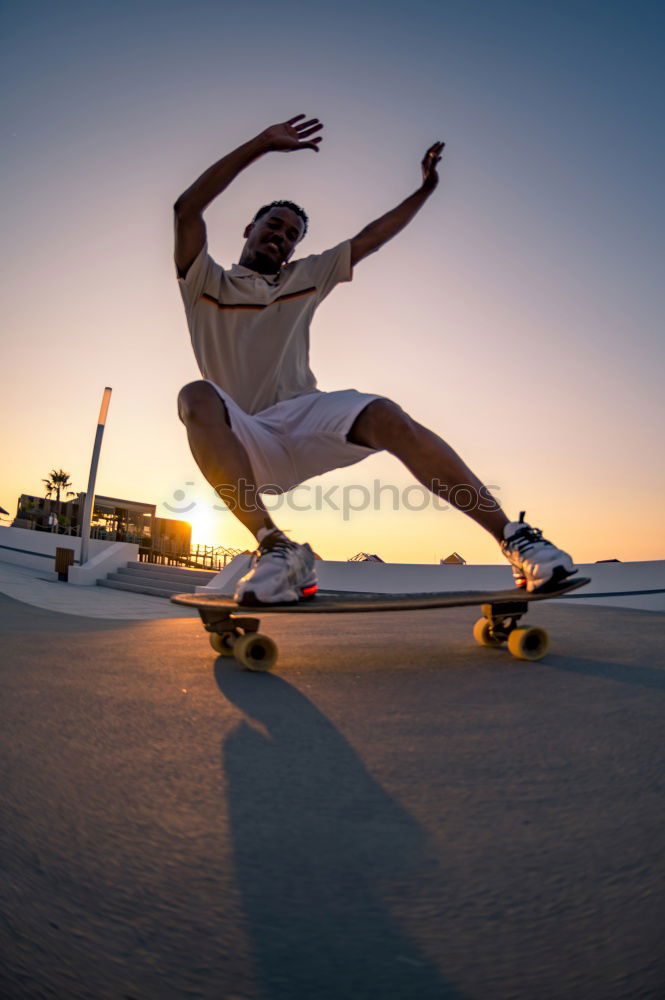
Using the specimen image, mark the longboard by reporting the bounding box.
[171,575,590,671]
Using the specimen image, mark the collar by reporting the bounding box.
[226,261,293,285]
[228,262,287,285]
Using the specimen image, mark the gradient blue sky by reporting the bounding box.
[2,0,663,562]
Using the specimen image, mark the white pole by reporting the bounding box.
[79,387,112,567]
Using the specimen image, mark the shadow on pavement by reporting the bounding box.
[215,661,469,1000]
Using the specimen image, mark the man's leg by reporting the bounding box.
[347,398,576,590]
[347,399,509,540]
[178,381,317,603]
[177,380,276,538]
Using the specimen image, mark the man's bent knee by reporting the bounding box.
[347,398,414,450]
[177,380,231,427]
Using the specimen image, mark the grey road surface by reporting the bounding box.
[1,592,664,1000]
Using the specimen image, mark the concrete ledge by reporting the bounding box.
[68,542,139,586]
[197,553,252,594]
[0,525,138,579]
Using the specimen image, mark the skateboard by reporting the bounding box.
[171,575,590,671]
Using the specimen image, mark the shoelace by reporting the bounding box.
[257,532,296,561]
[508,525,546,555]
[505,510,553,556]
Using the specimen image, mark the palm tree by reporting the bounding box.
[42,469,76,516]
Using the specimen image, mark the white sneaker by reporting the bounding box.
[501,512,577,592]
[234,530,318,605]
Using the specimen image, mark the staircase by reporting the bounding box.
[98,561,218,599]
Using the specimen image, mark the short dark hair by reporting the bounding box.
[252,200,308,237]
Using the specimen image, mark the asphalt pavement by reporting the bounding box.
[1,581,664,1000]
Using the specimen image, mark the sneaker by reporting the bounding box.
[501,512,577,592]
[234,530,318,605]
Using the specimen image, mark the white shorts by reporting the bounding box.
[206,382,383,493]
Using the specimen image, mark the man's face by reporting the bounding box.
[241,207,305,274]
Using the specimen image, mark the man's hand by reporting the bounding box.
[350,139,445,266]
[260,115,324,153]
[173,115,323,276]
[421,141,444,191]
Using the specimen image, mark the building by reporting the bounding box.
[13,493,190,549]
[150,516,193,554]
[440,552,466,565]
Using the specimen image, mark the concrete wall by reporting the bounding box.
[200,555,665,612]
[67,543,140,586]
[0,525,138,584]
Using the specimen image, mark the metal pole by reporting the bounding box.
[79,387,112,567]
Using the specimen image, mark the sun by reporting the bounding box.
[187,506,218,547]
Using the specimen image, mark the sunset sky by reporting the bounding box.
[2,0,664,564]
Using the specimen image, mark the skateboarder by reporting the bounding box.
[174,115,576,604]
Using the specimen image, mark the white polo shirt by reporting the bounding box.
[177,240,352,415]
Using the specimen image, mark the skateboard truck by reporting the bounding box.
[196,606,277,671]
[475,600,549,660]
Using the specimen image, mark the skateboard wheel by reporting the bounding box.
[507,627,549,661]
[233,632,278,672]
[209,632,234,656]
[473,618,503,648]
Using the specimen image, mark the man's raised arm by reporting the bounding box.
[173,115,323,277]
[350,142,444,267]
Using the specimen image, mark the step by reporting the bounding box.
[125,562,217,576]
[112,568,214,592]
[106,570,199,594]
[98,576,193,599]
[124,561,217,582]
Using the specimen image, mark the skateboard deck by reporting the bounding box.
[172,575,590,671]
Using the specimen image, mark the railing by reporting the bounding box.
[139,542,244,571]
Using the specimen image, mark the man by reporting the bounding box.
[174,114,575,604]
